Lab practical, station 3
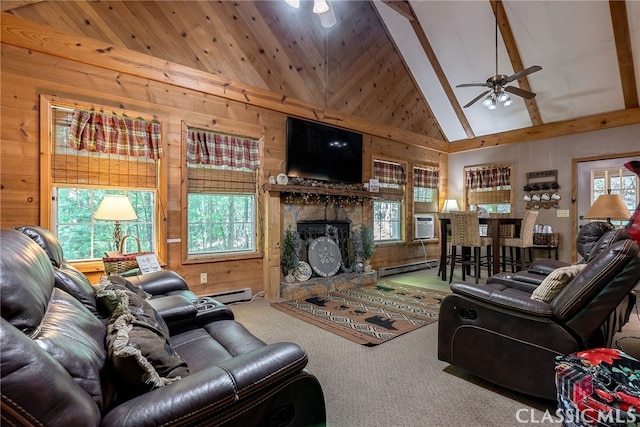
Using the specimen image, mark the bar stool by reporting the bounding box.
[500,210,539,272]
[449,211,493,284]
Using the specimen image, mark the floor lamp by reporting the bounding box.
[583,190,630,225]
[94,195,138,250]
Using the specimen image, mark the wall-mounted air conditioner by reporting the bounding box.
[414,214,435,239]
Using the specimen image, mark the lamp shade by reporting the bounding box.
[443,199,460,212]
[584,192,630,222]
[94,195,138,221]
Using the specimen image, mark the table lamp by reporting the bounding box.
[442,199,460,212]
[94,195,138,250]
[583,190,630,225]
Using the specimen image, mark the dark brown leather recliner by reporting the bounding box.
[437,233,640,400]
[15,225,234,332]
[1,229,326,426]
[487,222,617,293]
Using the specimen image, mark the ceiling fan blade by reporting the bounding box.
[456,82,489,88]
[505,86,536,99]
[463,90,490,108]
[505,65,542,83]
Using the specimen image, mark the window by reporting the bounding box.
[373,159,406,242]
[465,165,512,213]
[413,166,439,213]
[47,102,162,262]
[54,188,154,260]
[374,200,402,241]
[591,167,638,227]
[185,127,260,255]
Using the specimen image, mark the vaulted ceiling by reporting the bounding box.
[3,0,639,151]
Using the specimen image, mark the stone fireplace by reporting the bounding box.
[280,196,377,299]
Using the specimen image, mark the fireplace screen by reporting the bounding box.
[297,220,353,276]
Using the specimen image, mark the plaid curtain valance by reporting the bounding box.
[465,166,510,189]
[68,110,163,159]
[414,167,439,189]
[374,160,406,185]
[187,129,259,171]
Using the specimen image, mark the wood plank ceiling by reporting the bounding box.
[2,0,640,150]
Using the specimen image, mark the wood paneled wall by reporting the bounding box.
[1,39,447,297]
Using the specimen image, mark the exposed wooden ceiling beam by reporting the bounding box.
[381,0,414,22]
[490,0,542,126]
[609,0,639,109]
[448,107,640,153]
[404,2,476,139]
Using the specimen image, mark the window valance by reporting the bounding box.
[374,160,406,185]
[465,166,510,189]
[68,109,163,159]
[186,129,259,171]
[414,167,439,189]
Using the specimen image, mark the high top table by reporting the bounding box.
[439,216,523,281]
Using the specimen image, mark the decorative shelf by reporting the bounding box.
[264,184,374,199]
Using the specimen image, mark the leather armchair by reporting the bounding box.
[438,236,640,400]
[1,229,326,426]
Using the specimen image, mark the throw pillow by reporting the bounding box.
[96,282,189,390]
[531,264,587,303]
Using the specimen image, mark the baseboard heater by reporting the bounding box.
[208,287,252,304]
[378,260,438,278]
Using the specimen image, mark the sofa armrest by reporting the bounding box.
[528,259,571,275]
[125,270,190,295]
[100,342,308,426]
[450,282,553,317]
[147,295,198,323]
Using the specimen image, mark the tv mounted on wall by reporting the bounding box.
[285,116,363,184]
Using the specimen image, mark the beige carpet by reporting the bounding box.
[229,268,640,426]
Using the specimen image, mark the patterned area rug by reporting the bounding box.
[272,282,448,346]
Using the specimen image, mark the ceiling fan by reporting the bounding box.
[457,2,542,109]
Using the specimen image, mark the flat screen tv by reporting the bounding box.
[285,116,363,184]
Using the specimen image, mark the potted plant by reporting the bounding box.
[360,224,375,272]
[281,225,300,283]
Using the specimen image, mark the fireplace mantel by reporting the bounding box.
[264,183,373,199]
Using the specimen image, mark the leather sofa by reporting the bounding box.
[15,225,234,333]
[1,228,326,426]
[437,230,640,400]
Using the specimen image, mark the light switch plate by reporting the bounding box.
[557,209,569,217]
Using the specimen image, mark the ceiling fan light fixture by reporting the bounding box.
[284,0,300,8]
[319,3,336,28]
[313,0,329,14]
[497,91,509,103]
[503,97,513,107]
[482,95,493,107]
[488,99,497,110]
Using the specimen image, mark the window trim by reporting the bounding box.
[40,95,168,270]
[371,157,407,244]
[181,120,264,263]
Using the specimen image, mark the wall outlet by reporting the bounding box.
[200,273,207,284]
[557,209,570,217]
